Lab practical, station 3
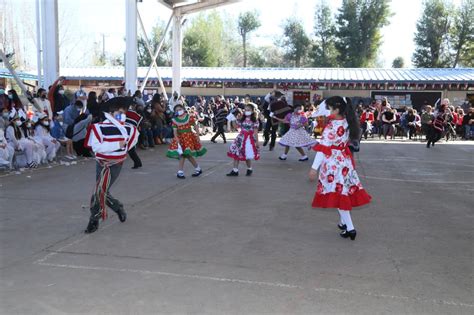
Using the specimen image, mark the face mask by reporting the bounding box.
[59,121,63,126]
[177,110,184,116]
[147,108,152,113]
[244,111,252,116]
[41,94,46,99]
[26,123,32,128]
[8,95,13,99]
[58,90,65,95]
[114,113,126,122]
[15,120,22,127]
[0,89,4,95]
[43,121,50,126]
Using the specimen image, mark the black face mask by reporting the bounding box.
[41,95,46,99]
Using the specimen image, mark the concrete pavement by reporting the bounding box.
[1,136,473,314]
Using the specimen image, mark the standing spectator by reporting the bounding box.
[48,76,69,113]
[34,88,53,119]
[168,91,180,112]
[420,105,434,139]
[455,108,464,136]
[133,90,145,107]
[0,85,9,111]
[87,91,101,122]
[74,85,87,105]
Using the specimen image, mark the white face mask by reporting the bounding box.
[177,110,184,116]
[59,121,64,126]
[15,120,22,127]
[26,123,32,128]
[43,121,50,126]
[147,108,152,113]
[244,111,252,116]
[58,90,65,95]
[114,112,126,122]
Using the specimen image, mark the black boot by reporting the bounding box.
[226,170,239,176]
[84,220,99,234]
[340,229,357,240]
[117,208,127,223]
[263,139,269,146]
[246,169,253,176]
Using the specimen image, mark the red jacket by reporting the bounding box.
[360,112,374,123]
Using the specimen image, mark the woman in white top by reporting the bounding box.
[34,113,60,162]
[0,127,14,168]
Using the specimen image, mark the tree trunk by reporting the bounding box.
[243,33,247,68]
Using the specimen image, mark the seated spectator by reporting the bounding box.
[25,118,47,164]
[5,112,39,168]
[0,124,14,169]
[71,113,92,157]
[63,100,86,130]
[34,113,61,162]
[381,106,396,139]
[34,88,53,119]
[462,107,474,140]
[405,108,417,139]
[50,112,76,159]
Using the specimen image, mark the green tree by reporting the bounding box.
[310,0,339,67]
[238,11,261,67]
[451,0,474,67]
[183,11,228,67]
[336,0,392,67]
[281,18,311,67]
[412,0,452,68]
[137,20,171,67]
[392,56,404,68]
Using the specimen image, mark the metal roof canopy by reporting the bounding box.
[30,0,240,94]
[129,0,241,96]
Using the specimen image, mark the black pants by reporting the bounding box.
[89,162,124,223]
[128,146,142,167]
[427,126,442,147]
[73,139,92,157]
[263,119,278,148]
[211,122,226,142]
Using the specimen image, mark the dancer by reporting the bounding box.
[273,104,317,161]
[83,100,139,234]
[166,103,207,179]
[426,104,446,148]
[309,96,371,240]
[227,103,260,176]
[125,108,143,169]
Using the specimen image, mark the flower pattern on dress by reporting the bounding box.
[227,118,260,161]
[278,113,317,148]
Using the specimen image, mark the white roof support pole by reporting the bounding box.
[137,10,172,100]
[171,13,183,96]
[125,0,138,93]
[35,0,43,88]
[40,0,59,88]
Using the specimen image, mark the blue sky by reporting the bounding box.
[7,0,463,69]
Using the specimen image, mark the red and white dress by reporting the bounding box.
[312,118,371,210]
[227,118,260,161]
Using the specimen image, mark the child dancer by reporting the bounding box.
[309,97,371,240]
[227,103,260,176]
[273,104,317,161]
[167,104,207,179]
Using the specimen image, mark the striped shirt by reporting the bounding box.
[85,120,139,162]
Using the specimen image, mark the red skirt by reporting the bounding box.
[312,189,371,211]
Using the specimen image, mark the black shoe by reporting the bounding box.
[338,223,347,230]
[246,169,253,176]
[269,145,274,151]
[226,170,239,176]
[211,139,217,143]
[177,173,186,179]
[340,229,357,240]
[426,143,430,148]
[263,140,269,146]
[298,156,309,161]
[279,156,287,160]
[223,140,227,144]
[117,209,127,222]
[192,169,202,177]
[84,220,99,234]
[132,164,142,169]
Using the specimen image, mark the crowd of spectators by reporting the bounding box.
[1,81,473,171]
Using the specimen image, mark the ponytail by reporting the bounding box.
[344,98,360,141]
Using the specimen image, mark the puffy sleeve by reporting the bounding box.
[189,115,196,125]
[284,113,292,123]
[300,115,308,125]
[171,119,178,128]
[85,124,121,154]
[312,121,334,156]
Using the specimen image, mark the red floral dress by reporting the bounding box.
[227,118,260,161]
[312,118,371,210]
[167,114,207,159]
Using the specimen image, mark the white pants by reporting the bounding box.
[0,143,14,168]
[37,137,60,161]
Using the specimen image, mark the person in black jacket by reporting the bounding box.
[211,103,228,143]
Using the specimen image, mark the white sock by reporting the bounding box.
[247,167,253,171]
[337,209,345,226]
[280,154,287,158]
[338,209,354,231]
[178,170,184,175]
[195,166,201,171]
[301,155,308,159]
[233,168,239,172]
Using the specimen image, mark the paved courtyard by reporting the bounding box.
[1,137,473,314]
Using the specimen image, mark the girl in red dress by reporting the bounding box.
[309,97,371,240]
[167,104,207,179]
